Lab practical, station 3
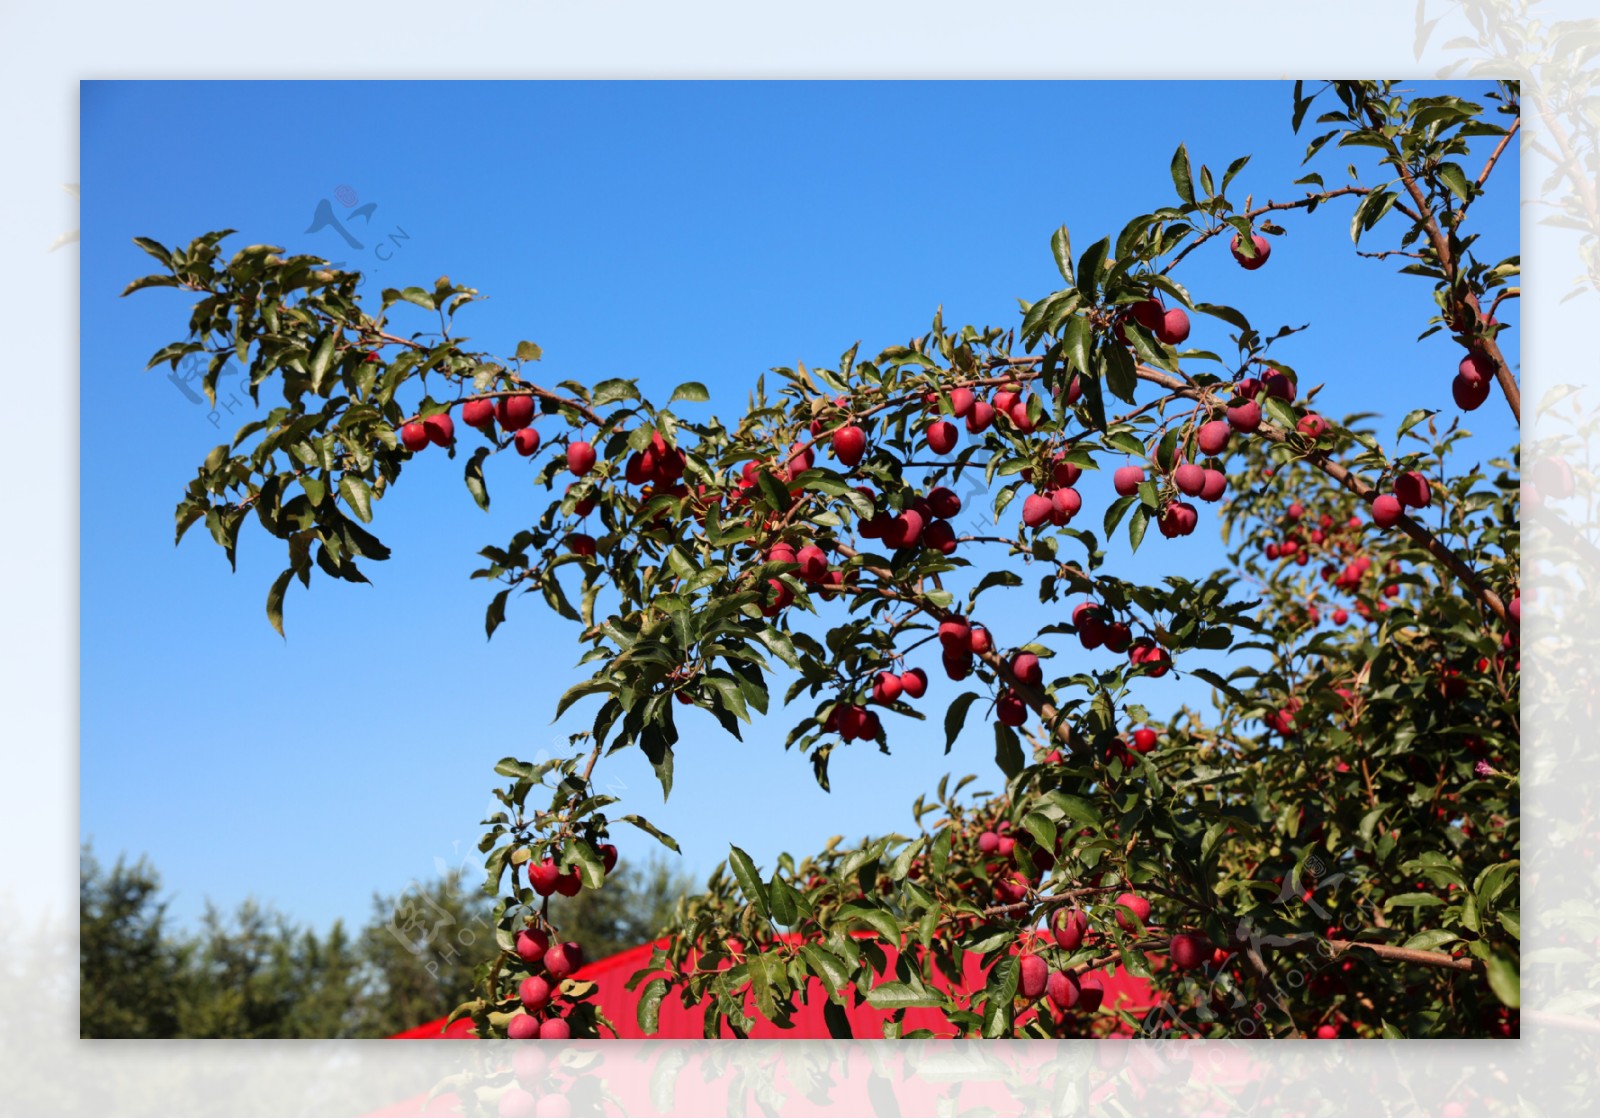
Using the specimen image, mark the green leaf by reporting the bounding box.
[265,567,293,638]
[464,447,491,511]
[1128,503,1150,553]
[1384,892,1446,909]
[636,978,669,1034]
[1485,953,1519,1008]
[836,904,900,946]
[308,332,337,394]
[338,474,373,522]
[800,945,852,1000]
[669,381,710,404]
[1051,226,1074,284]
[728,845,771,918]
[1437,162,1471,202]
[994,722,1025,779]
[1170,143,1195,204]
[516,340,543,362]
[866,981,942,1009]
[1396,408,1437,441]
[1402,930,1459,952]
[944,692,980,754]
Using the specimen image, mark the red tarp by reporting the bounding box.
[391,937,1154,1040]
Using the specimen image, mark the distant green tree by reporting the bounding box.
[79,845,185,1038]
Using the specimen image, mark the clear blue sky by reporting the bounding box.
[81,80,1519,934]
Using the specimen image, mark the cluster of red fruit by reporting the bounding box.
[1117,298,1191,347]
[935,615,994,682]
[1370,469,1432,528]
[921,379,1065,457]
[506,925,587,1041]
[1452,350,1494,412]
[1071,603,1171,677]
[858,485,964,554]
[523,843,617,900]
[756,539,851,616]
[823,666,930,743]
[1019,459,1085,530]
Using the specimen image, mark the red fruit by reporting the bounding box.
[539,1017,571,1041]
[1460,350,1494,382]
[838,704,870,742]
[498,396,536,431]
[833,425,866,466]
[520,975,552,1011]
[966,401,996,433]
[1157,306,1191,346]
[1129,298,1165,332]
[1065,375,1084,405]
[785,441,815,479]
[1234,376,1263,399]
[767,542,797,566]
[1113,892,1151,931]
[992,389,1019,415]
[1333,608,1349,624]
[529,859,561,896]
[1227,400,1262,433]
[926,420,958,455]
[1052,460,1082,488]
[1022,493,1054,528]
[925,519,957,555]
[1102,622,1132,653]
[1314,1023,1339,1040]
[1264,371,1295,401]
[760,577,793,617]
[462,398,497,429]
[566,441,596,476]
[859,710,883,740]
[968,626,993,655]
[1130,728,1158,754]
[1169,933,1209,971]
[513,427,542,456]
[1509,595,1520,624]
[1129,639,1170,676]
[1453,371,1492,410]
[1394,470,1431,509]
[1050,487,1082,524]
[399,420,431,452]
[997,690,1027,726]
[977,831,1000,855]
[1371,493,1403,528]
[949,387,976,417]
[796,544,829,583]
[507,1013,540,1041]
[1157,501,1198,538]
[1230,232,1271,269]
[1113,465,1145,497]
[938,617,972,650]
[567,533,596,558]
[1047,968,1081,1009]
[1077,973,1105,1012]
[1197,420,1230,457]
[926,486,961,520]
[625,453,649,485]
[1053,908,1089,950]
[1174,463,1206,497]
[423,411,455,447]
[900,668,928,698]
[1018,952,1049,1000]
[1297,413,1329,438]
[554,870,581,897]
[544,942,584,979]
[1011,652,1043,687]
[873,671,903,705]
[883,510,926,549]
[515,928,550,964]
[1199,469,1227,503]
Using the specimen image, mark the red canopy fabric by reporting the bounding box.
[391,937,1154,1040]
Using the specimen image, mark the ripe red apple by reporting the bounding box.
[498,396,536,431]
[1077,973,1105,1012]
[1102,621,1132,653]
[544,942,584,979]
[598,843,619,874]
[833,425,866,466]
[767,541,798,565]
[1264,371,1295,401]
[1022,493,1054,528]
[1113,465,1145,497]
[926,519,957,554]
[1227,399,1262,433]
[1018,952,1049,1000]
[1394,470,1431,508]
[939,617,972,649]
[966,401,996,433]
[520,974,552,1011]
[1129,298,1165,332]
[400,421,430,452]
[883,510,926,549]
[567,533,596,558]
[1157,501,1198,538]
[424,411,455,447]
[1114,892,1151,931]
[1174,463,1206,497]
[507,1013,540,1040]
[1157,307,1191,345]
[949,387,976,417]
[1508,595,1520,624]
[900,668,928,698]
[554,870,581,897]
[1129,639,1170,676]
[968,626,993,654]
[566,441,596,476]
[1199,469,1227,502]
[926,486,961,519]
[516,927,550,964]
[785,441,815,479]
[1230,232,1271,269]
[977,830,1000,855]
[539,1017,571,1041]
[1047,968,1081,1009]
[1332,608,1348,625]
[1053,907,1089,950]
[760,577,793,616]
[1453,370,1492,410]
[873,671,903,705]
[927,420,958,455]
[1130,728,1158,754]
[529,859,561,896]
[1460,350,1494,382]
[1050,487,1082,524]
[1011,652,1043,687]
[992,388,1019,415]
[514,427,542,456]
[796,544,829,583]
[1169,932,1209,970]
[1052,460,1082,488]
[997,690,1027,726]
[1197,420,1230,457]
[1065,375,1084,404]
[1297,413,1329,438]
[1371,493,1403,528]
[1314,1023,1339,1040]
[462,398,497,429]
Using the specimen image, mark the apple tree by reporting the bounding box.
[125,79,1519,1039]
